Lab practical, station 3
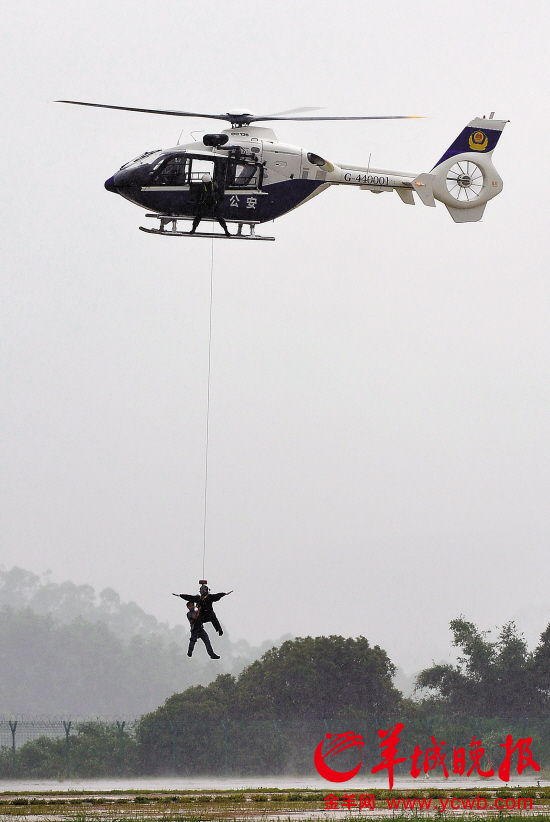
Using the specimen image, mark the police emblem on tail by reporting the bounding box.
[468,130,489,151]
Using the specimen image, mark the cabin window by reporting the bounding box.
[227,162,262,189]
[189,158,216,183]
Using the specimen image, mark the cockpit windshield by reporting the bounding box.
[120,149,162,170]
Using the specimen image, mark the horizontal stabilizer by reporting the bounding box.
[396,188,415,205]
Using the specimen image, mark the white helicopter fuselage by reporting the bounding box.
[107,125,418,224]
[104,117,506,232]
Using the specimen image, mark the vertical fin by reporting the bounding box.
[432,117,507,169]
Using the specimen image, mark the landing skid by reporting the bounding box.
[139,214,275,241]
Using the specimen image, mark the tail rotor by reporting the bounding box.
[446,160,484,203]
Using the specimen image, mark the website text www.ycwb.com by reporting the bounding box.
[386,795,533,813]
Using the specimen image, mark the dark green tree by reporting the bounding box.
[532,623,550,700]
[416,617,544,718]
[0,722,139,779]
[137,635,403,774]
[145,635,401,724]
[235,635,401,720]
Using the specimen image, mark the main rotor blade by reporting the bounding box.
[56,100,233,121]
[56,101,423,125]
[251,115,422,121]
[261,107,324,116]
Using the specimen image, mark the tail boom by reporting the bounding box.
[317,115,507,222]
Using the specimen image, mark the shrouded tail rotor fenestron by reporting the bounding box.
[446,160,484,202]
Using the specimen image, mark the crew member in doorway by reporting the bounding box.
[190,173,230,236]
[186,601,220,659]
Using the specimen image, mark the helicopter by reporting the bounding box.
[57,102,507,241]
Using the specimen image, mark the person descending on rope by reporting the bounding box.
[173,581,232,636]
[189,173,230,236]
[185,601,220,659]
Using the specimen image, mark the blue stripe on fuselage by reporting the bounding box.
[260,179,327,222]
[115,179,326,223]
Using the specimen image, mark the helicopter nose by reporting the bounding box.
[104,175,118,193]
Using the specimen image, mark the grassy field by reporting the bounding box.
[0,787,547,819]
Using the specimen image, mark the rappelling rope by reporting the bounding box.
[202,238,214,579]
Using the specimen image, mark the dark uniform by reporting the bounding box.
[190,179,230,236]
[178,589,227,635]
[186,604,219,659]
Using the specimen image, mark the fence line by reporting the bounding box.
[0,716,547,781]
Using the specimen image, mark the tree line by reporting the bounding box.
[0,566,287,715]
[2,623,550,777]
[416,616,550,719]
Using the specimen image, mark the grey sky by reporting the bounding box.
[1,0,549,677]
